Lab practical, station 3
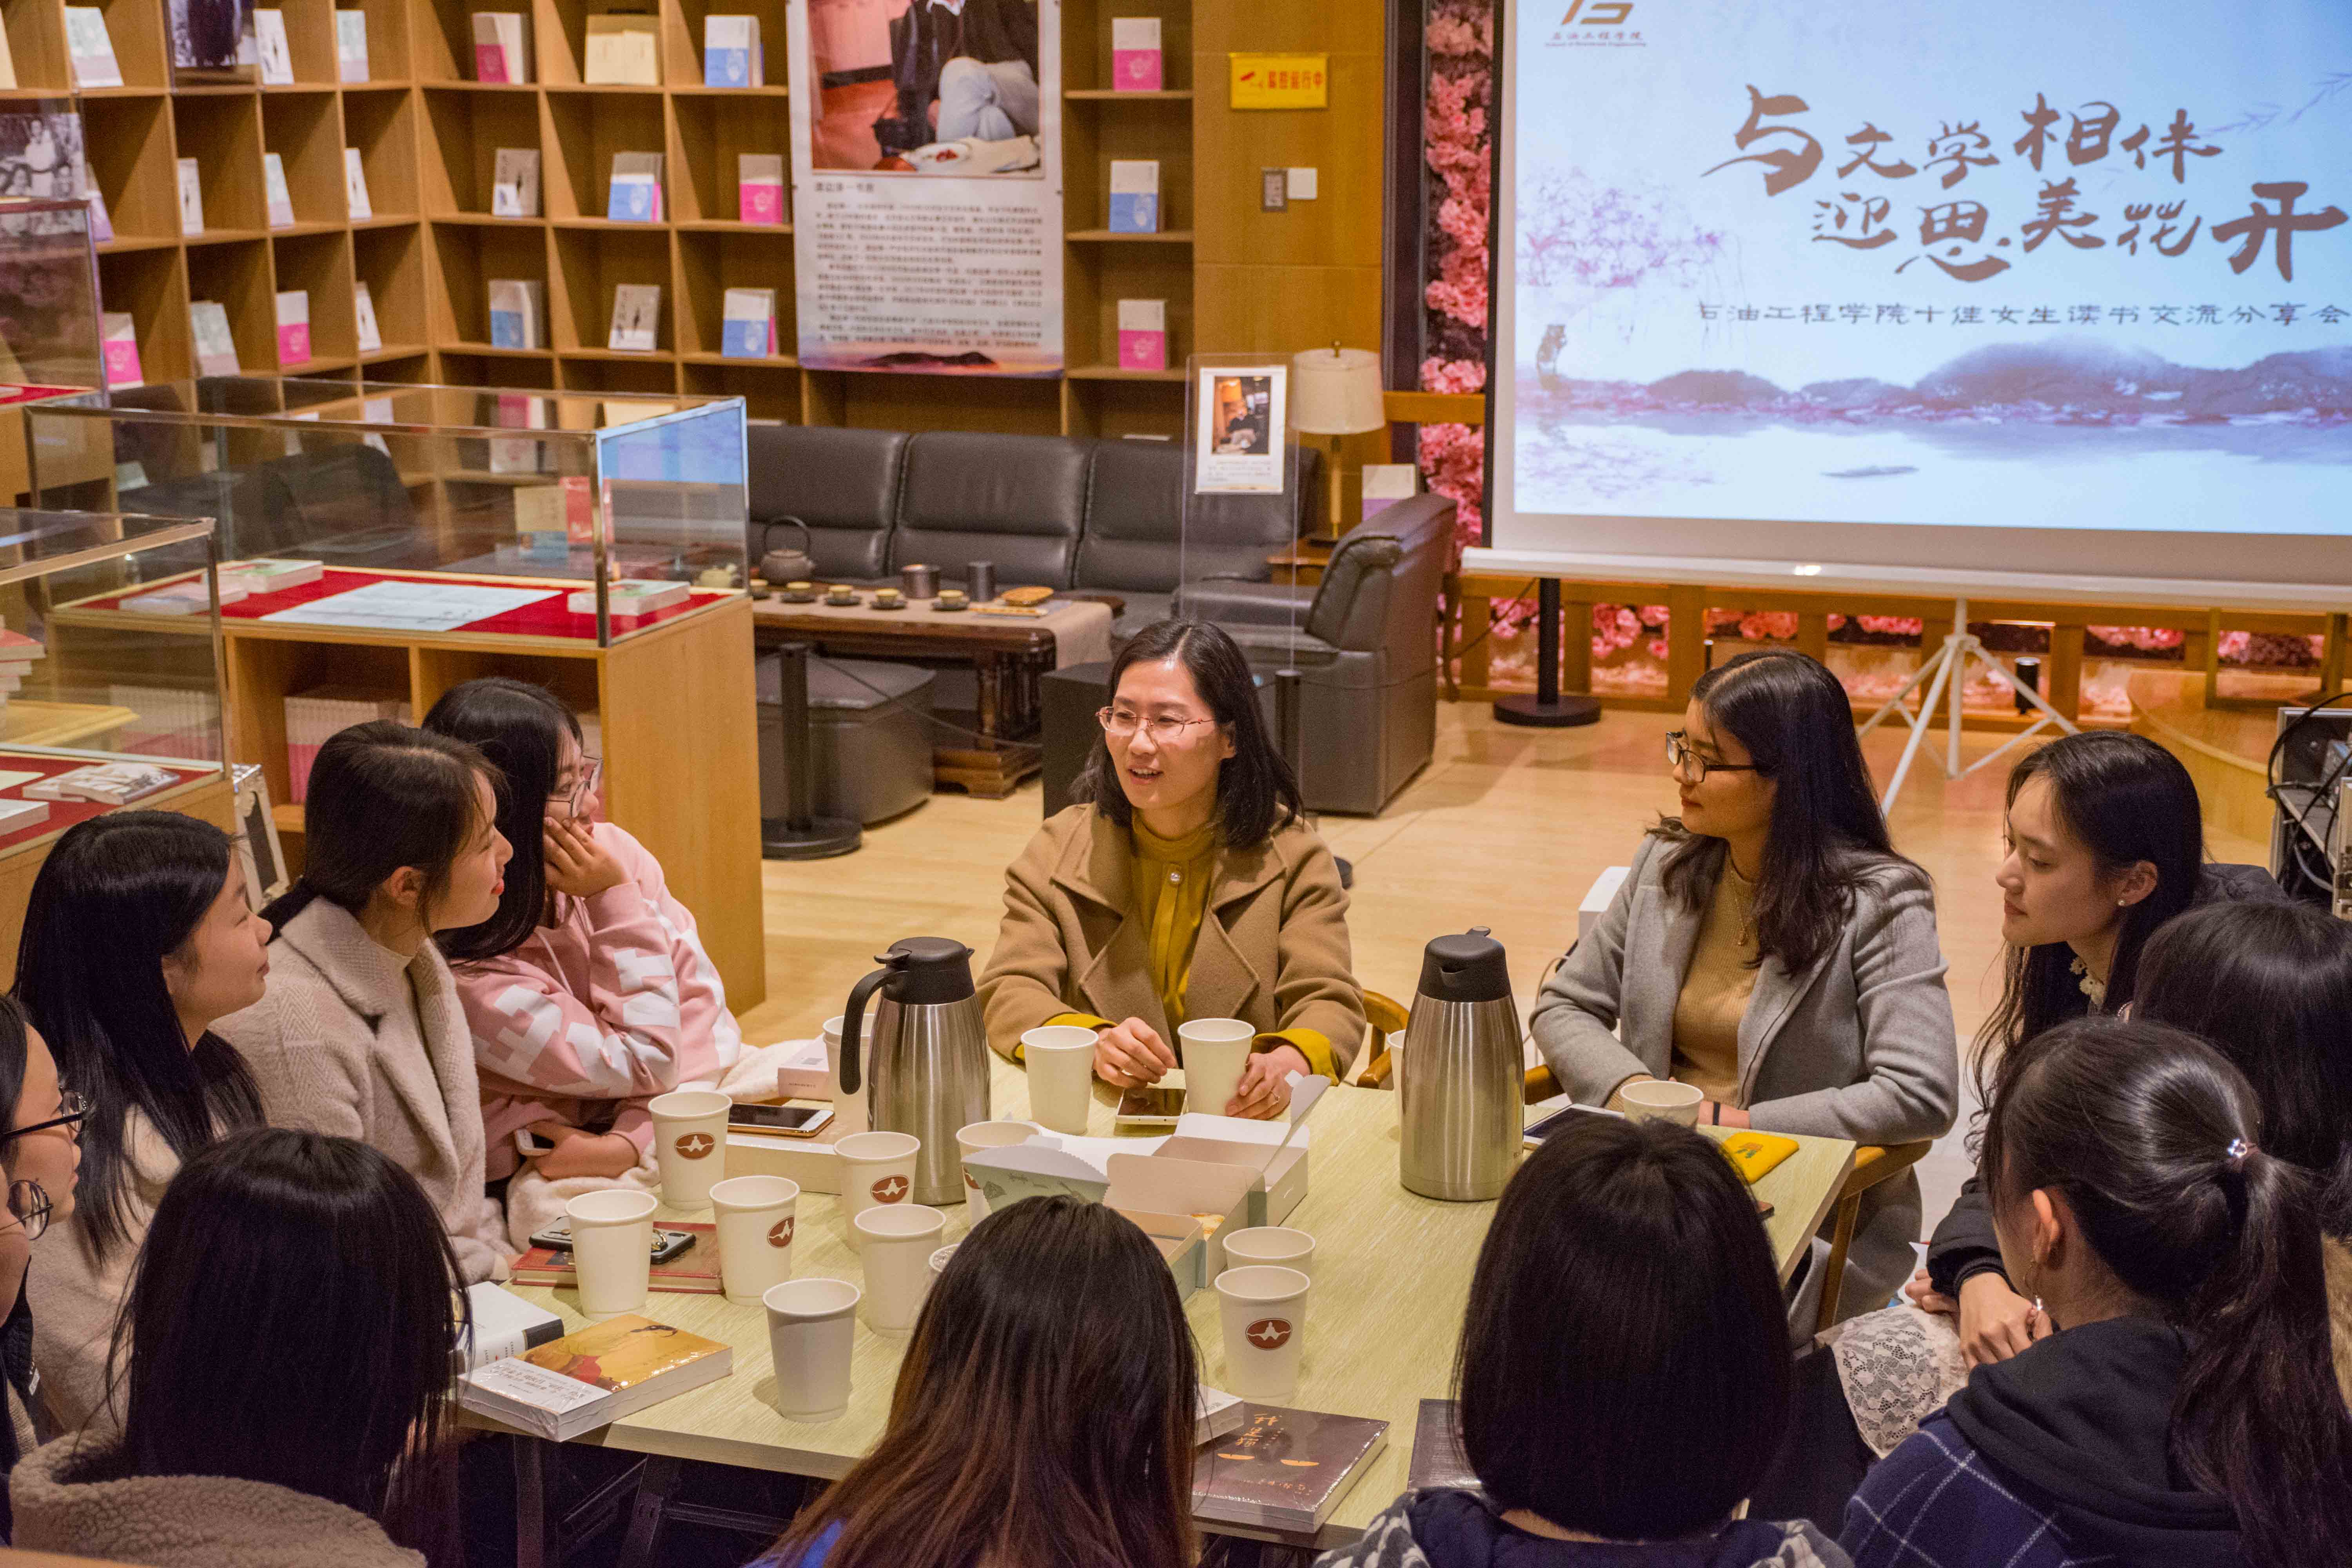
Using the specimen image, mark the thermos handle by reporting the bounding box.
[839,954,903,1096]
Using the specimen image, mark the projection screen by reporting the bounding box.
[1476,0,2352,606]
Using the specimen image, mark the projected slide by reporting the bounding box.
[1507,0,2352,539]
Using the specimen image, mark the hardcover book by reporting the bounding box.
[458,1314,731,1442]
[511,1219,719,1292]
[472,11,530,82]
[100,312,141,388]
[1116,298,1166,372]
[607,283,661,352]
[702,15,759,87]
[1108,159,1158,233]
[334,9,368,81]
[189,300,239,375]
[583,14,658,84]
[487,278,543,348]
[492,147,540,216]
[274,289,309,365]
[254,9,292,82]
[720,287,775,358]
[607,151,662,222]
[1191,1405,1390,1534]
[1111,16,1161,91]
[262,152,294,228]
[737,152,783,224]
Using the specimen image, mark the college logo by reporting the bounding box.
[1246,1317,1293,1350]
[673,1132,716,1160]
[1560,0,1633,20]
[871,1174,911,1203]
[768,1216,795,1249]
[1550,0,1644,47]
[964,1169,980,1189]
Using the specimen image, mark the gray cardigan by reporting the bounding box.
[1528,835,1959,1315]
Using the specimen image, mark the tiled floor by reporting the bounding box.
[741,701,2268,1244]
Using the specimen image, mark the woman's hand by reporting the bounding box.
[1227,1045,1310,1120]
[544,817,629,900]
[1956,1271,2046,1366]
[1903,1267,1958,1316]
[1704,1101,1752,1129]
[1092,1018,1176,1087]
[529,1123,640,1181]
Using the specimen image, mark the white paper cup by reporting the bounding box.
[1221,1225,1316,1278]
[1621,1080,1706,1126]
[835,1130,920,1248]
[648,1089,732,1208]
[566,1189,659,1318]
[854,1203,946,1332]
[956,1119,1038,1223]
[1180,1018,1256,1116]
[765,1277,860,1420]
[928,1243,959,1279]
[822,1015,868,1136]
[710,1175,800,1306]
[1216,1264,1311,1400]
[1022,1025,1097,1134]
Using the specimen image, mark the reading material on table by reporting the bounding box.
[259,579,561,634]
[459,1313,731,1441]
[1406,1398,1477,1492]
[511,1219,720,1294]
[458,1281,563,1372]
[1192,1404,1390,1534]
[26,763,180,806]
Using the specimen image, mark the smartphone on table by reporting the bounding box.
[727,1102,835,1138]
[526,1220,697,1264]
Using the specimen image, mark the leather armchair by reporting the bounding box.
[746,424,907,582]
[1079,441,1319,635]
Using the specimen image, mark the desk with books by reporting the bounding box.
[480,1065,1855,1556]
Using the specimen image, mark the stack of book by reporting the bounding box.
[0,624,42,724]
[222,558,324,596]
[27,763,179,807]
[284,686,409,802]
[459,1314,731,1441]
[105,684,223,762]
[1191,1405,1389,1535]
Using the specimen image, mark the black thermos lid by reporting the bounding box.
[885,936,976,1005]
[1416,927,1511,1004]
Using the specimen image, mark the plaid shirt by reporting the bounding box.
[1841,1414,2108,1568]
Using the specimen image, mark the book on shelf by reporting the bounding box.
[490,392,549,473]
[1362,463,1421,521]
[352,281,381,353]
[343,146,372,220]
[738,153,784,225]
[274,290,310,367]
[27,762,179,807]
[514,478,592,561]
[1116,298,1166,372]
[1192,1405,1390,1534]
[1406,1398,1477,1491]
[189,301,239,376]
[1111,16,1162,91]
[458,1314,732,1443]
[491,147,540,217]
[176,158,204,235]
[607,152,663,222]
[607,284,661,352]
[285,688,408,802]
[262,152,295,229]
[472,11,531,82]
[335,10,368,82]
[720,287,776,359]
[458,1282,563,1373]
[0,16,15,87]
[487,278,544,349]
[583,13,659,85]
[100,312,140,388]
[63,8,122,89]
[512,1218,717,1289]
[702,15,760,86]
[255,9,294,83]
[1108,159,1158,233]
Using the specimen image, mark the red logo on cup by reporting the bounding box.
[768,1216,795,1248]
[1246,1317,1293,1349]
[964,1170,979,1189]
[673,1132,716,1160]
[871,1174,910,1203]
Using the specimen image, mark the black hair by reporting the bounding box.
[1653,649,1922,976]
[258,721,497,934]
[85,1128,468,1567]
[11,813,263,1262]
[1982,1017,2352,1568]
[0,994,31,1152]
[422,677,582,964]
[1976,731,2204,1080]
[2135,898,2352,1232]
[1073,620,1303,850]
[1455,1114,1790,1540]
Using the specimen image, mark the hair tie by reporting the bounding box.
[2224,1136,2254,1171]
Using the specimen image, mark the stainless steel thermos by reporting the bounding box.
[839,938,991,1205]
[1397,927,1524,1201]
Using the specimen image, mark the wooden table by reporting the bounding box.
[484,1065,1854,1557]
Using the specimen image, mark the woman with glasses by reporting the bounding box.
[980,619,1365,1116]
[425,678,742,1192]
[0,992,83,1537]
[12,813,268,1433]
[1528,649,1957,1318]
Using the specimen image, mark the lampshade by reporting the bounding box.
[1289,347,1386,435]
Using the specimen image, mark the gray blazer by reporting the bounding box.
[1529,834,1960,1316]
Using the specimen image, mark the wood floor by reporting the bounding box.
[739,702,2269,1238]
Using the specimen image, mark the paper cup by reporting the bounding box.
[1621,1080,1706,1126]
[928,1243,959,1279]
[1216,1264,1311,1400]
[648,1089,732,1208]
[835,1130,920,1248]
[765,1278,860,1421]
[1221,1225,1316,1279]
[566,1189,659,1318]
[1022,1025,1097,1134]
[710,1175,800,1306]
[956,1119,1038,1223]
[854,1203,946,1332]
[1180,1018,1255,1116]
[822,1015,868,1136]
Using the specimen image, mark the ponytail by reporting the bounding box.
[1985,1017,2352,1568]
[258,722,496,936]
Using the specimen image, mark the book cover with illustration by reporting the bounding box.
[460,1312,731,1440]
[1192,1403,1389,1532]
[511,1219,722,1293]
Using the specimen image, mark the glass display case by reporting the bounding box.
[24,377,748,649]
[0,197,103,402]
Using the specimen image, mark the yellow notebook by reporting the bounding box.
[1718,1130,1799,1184]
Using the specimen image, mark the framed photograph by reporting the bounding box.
[1192,365,1286,494]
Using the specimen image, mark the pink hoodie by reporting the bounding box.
[451,822,744,1180]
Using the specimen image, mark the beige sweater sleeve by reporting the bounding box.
[27,1114,178,1434]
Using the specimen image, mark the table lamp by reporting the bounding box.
[1290,345,1386,546]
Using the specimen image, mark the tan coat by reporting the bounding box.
[978,805,1367,1073]
[216,898,510,1283]
[28,1109,181,1434]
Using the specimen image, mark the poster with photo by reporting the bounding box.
[784,0,1062,374]
[0,111,84,201]
[1193,366,1287,494]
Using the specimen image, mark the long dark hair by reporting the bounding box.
[768,1196,1198,1568]
[258,722,497,934]
[1652,649,1919,976]
[85,1129,468,1566]
[1976,732,2203,1074]
[1457,1114,1789,1539]
[2136,899,2352,1231]
[1982,1017,2352,1568]
[1074,619,1303,849]
[423,677,580,964]
[0,994,31,1160]
[12,813,263,1262]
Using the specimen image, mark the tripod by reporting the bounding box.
[1858,598,2079,813]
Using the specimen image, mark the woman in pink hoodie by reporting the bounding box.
[425,679,741,1183]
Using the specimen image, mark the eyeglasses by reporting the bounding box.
[1666,731,1762,785]
[1096,708,1218,745]
[6,1179,51,1242]
[8,1089,89,1143]
[549,755,603,815]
